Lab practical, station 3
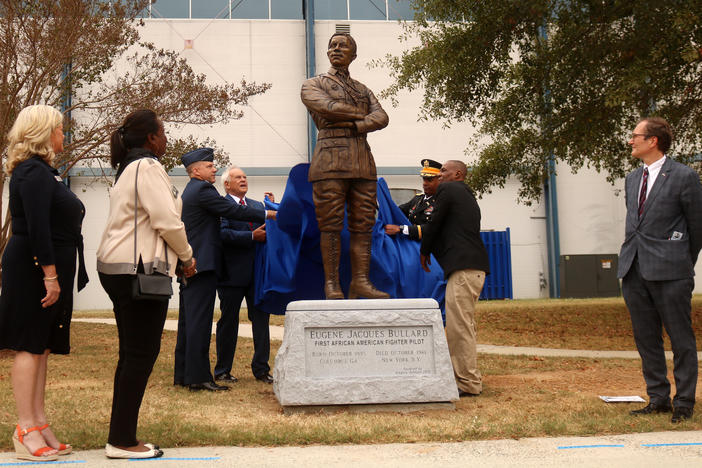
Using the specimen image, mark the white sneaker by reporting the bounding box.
[105,443,164,459]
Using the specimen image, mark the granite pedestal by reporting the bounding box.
[273,298,458,409]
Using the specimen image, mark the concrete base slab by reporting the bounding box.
[282,401,456,415]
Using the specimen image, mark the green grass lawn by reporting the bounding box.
[1,298,701,451]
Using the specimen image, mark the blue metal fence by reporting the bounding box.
[480,229,513,300]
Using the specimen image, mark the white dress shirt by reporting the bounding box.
[639,155,666,198]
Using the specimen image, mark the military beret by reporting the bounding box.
[419,159,441,177]
[181,147,214,167]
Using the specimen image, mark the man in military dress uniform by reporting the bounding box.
[174,148,274,392]
[385,159,441,240]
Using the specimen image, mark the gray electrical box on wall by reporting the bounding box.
[559,254,621,298]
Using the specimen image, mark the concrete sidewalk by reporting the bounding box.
[1,430,701,467]
[74,318,702,360]
[73,318,285,341]
[22,319,697,466]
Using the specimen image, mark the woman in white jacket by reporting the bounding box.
[97,109,196,459]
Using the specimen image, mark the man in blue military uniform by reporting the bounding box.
[174,148,275,392]
[214,166,274,385]
[385,159,441,240]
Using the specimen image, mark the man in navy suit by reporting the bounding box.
[618,117,702,422]
[174,148,275,392]
[214,166,274,384]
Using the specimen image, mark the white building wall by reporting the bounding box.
[16,18,692,308]
[556,163,626,256]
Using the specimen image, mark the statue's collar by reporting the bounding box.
[329,67,350,80]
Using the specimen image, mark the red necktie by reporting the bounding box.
[638,167,649,218]
[240,198,253,230]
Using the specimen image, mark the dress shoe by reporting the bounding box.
[672,406,693,423]
[105,443,163,459]
[630,401,672,415]
[188,381,230,392]
[214,373,238,383]
[255,373,274,384]
[458,390,480,398]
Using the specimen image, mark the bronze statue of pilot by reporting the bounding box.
[301,33,389,299]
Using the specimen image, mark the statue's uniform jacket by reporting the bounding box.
[301,67,389,183]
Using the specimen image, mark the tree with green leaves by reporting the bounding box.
[0,0,270,257]
[380,0,702,203]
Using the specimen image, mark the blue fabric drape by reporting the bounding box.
[254,163,445,315]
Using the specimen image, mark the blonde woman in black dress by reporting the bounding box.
[0,105,88,461]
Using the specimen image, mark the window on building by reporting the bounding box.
[150,0,189,18]
[315,0,348,20]
[231,0,268,19]
[271,0,303,19]
[145,0,418,21]
[388,0,415,21]
[192,0,229,18]
[349,0,386,20]
[106,0,150,18]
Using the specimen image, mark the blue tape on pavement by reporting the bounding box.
[641,442,702,447]
[129,457,220,462]
[557,444,625,449]
[0,461,86,466]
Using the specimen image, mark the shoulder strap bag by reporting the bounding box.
[131,160,173,301]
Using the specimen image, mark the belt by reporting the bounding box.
[77,235,89,291]
[317,128,364,139]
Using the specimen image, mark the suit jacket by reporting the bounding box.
[181,178,265,274]
[420,181,490,278]
[399,193,435,240]
[301,67,388,182]
[217,195,264,287]
[617,157,702,281]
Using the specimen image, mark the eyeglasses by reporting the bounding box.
[631,133,652,140]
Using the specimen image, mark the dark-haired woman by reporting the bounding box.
[0,105,87,462]
[96,109,196,459]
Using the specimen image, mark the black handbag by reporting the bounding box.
[130,160,173,301]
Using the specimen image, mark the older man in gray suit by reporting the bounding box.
[618,117,702,423]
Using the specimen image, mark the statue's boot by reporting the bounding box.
[320,231,344,299]
[348,232,390,299]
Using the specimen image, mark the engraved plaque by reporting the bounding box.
[305,326,435,378]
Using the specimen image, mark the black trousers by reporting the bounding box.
[622,260,698,408]
[215,283,270,378]
[174,271,217,385]
[99,273,168,447]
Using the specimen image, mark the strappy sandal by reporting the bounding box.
[38,423,72,455]
[12,425,59,462]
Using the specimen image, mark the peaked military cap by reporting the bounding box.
[181,147,214,167]
[419,159,441,177]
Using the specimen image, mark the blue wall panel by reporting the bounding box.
[479,229,513,300]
